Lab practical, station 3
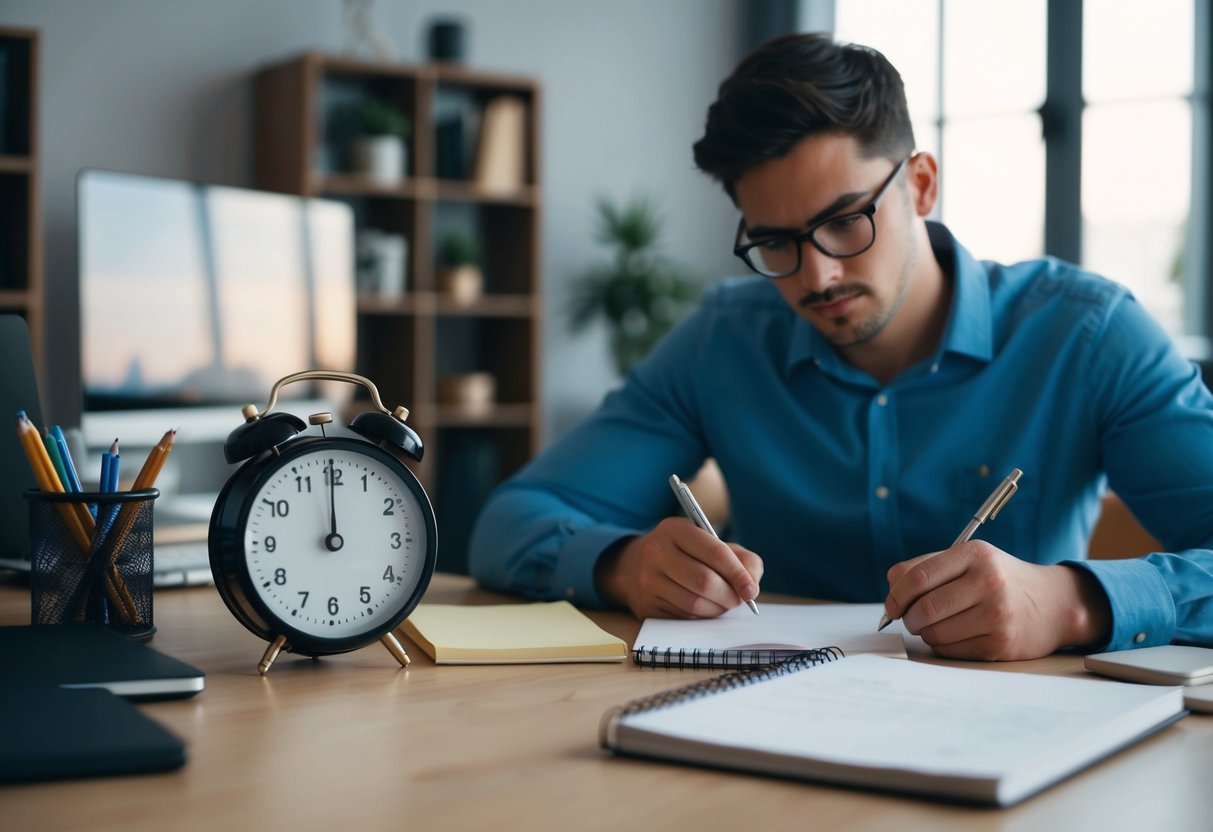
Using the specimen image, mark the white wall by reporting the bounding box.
[0,0,743,442]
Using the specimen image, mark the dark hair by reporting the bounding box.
[693,33,915,199]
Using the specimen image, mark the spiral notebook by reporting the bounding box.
[632,602,905,668]
[600,653,1186,807]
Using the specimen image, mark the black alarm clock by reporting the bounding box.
[209,370,437,674]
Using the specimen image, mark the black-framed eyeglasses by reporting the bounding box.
[733,156,909,279]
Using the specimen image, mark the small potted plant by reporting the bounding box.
[351,96,412,184]
[568,196,701,375]
[437,231,483,305]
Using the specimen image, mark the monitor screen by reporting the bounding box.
[78,170,356,442]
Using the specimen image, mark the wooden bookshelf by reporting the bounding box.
[0,28,42,382]
[253,52,542,573]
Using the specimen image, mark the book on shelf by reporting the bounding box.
[600,652,1186,807]
[472,95,526,193]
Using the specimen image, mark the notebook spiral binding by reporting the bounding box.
[620,648,843,717]
[632,644,839,670]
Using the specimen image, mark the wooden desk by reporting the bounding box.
[3,574,1212,831]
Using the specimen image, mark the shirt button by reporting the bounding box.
[566,587,576,599]
[876,394,888,407]
[930,363,940,373]
[1133,632,1146,644]
[875,485,889,500]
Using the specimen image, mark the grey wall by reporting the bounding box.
[0,0,743,441]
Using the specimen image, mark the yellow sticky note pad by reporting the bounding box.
[400,601,628,664]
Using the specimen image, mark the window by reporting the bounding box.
[1083,0,1193,336]
[832,0,1201,345]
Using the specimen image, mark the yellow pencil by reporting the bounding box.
[17,413,92,551]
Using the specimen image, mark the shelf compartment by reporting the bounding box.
[0,172,30,290]
[0,33,34,156]
[433,424,535,574]
[356,314,418,410]
[435,316,535,405]
[433,201,538,296]
[318,70,420,181]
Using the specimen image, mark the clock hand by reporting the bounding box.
[324,458,343,551]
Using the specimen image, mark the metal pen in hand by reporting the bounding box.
[669,474,760,614]
[877,468,1023,631]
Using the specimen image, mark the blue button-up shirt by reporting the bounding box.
[469,223,1213,651]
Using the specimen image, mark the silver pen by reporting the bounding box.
[669,474,760,614]
[877,468,1023,631]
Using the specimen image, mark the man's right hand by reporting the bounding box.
[594,517,763,619]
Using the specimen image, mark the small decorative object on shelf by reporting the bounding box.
[568,195,702,375]
[427,17,467,63]
[356,228,408,296]
[437,372,495,416]
[437,231,483,306]
[473,96,526,193]
[341,0,396,60]
[350,96,411,184]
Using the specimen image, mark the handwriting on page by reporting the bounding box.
[627,656,1113,773]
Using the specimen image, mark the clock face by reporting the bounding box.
[240,446,429,640]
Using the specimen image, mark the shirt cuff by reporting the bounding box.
[548,523,639,609]
[1065,558,1176,651]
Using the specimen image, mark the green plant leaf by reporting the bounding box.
[358,97,412,140]
[568,194,704,373]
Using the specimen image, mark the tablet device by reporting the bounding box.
[1084,645,1213,686]
[1,624,205,700]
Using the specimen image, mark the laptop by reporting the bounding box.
[0,315,214,586]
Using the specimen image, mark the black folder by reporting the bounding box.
[0,624,203,782]
[0,685,185,782]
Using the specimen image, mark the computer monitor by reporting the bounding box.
[77,170,357,451]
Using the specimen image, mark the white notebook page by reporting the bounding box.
[633,603,906,658]
[622,654,1184,801]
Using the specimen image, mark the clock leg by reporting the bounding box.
[259,634,289,675]
[380,631,411,667]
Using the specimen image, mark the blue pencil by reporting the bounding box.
[50,425,83,493]
[99,439,121,536]
[105,439,120,492]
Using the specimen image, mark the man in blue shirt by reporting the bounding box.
[469,33,1213,660]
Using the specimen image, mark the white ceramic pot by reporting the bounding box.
[353,135,406,184]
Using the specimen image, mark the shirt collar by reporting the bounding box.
[785,221,993,377]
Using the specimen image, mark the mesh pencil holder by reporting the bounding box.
[25,488,160,641]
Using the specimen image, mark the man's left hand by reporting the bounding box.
[884,540,1112,661]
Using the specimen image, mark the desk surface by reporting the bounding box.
[3,574,1212,831]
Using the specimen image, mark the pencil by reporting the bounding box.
[51,425,84,493]
[81,429,177,624]
[133,429,176,489]
[17,412,92,552]
[39,425,98,538]
[43,428,71,492]
[106,438,120,492]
